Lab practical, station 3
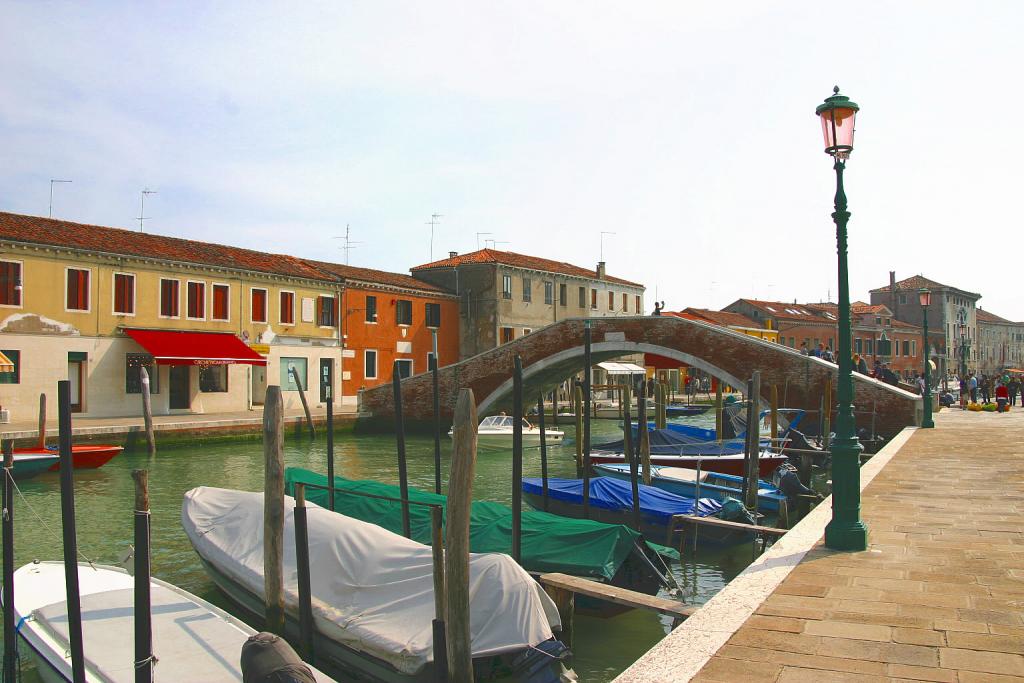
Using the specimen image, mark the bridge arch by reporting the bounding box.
[358,316,921,437]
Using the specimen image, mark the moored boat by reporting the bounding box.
[664,404,712,417]
[593,463,787,512]
[449,415,564,447]
[183,486,576,682]
[522,477,756,547]
[6,452,60,479]
[8,560,330,682]
[589,448,788,478]
[15,444,123,471]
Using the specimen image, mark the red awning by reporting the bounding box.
[125,329,267,366]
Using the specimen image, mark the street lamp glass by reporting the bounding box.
[918,288,931,307]
[815,87,859,158]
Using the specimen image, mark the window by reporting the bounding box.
[903,340,910,356]
[0,261,22,306]
[125,354,159,394]
[875,316,882,325]
[559,283,567,306]
[395,299,412,326]
[212,284,230,321]
[635,295,641,313]
[866,339,874,355]
[899,294,907,305]
[199,365,228,392]
[894,340,901,357]
[365,295,378,323]
[912,340,917,357]
[251,288,268,323]
[395,359,413,379]
[855,338,863,354]
[788,337,795,347]
[113,273,135,315]
[622,292,628,312]
[0,350,20,384]
[160,279,180,317]
[317,296,337,327]
[502,275,512,299]
[591,289,597,310]
[364,350,378,379]
[522,328,532,336]
[281,357,308,390]
[66,268,89,311]
[522,277,532,302]
[501,327,514,344]
[608,291,615,311]
[544,281,553,305]
[885,318,891,327]
[280,291,295,325]
[187,281,205,319]
[578,287,586,308]
[425,302,441,328]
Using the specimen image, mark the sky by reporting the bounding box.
[2,2,1022,319]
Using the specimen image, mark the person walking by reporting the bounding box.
[996,381,1009,413]
[1008,376,1020,406]
[980,374,991,404]
[968,372,978,403]
[917,372,926,396]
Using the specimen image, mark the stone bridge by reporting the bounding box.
[358,316,923,437]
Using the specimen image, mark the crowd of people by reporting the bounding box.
[949,371,1021,412]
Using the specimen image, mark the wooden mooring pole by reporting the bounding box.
[621,386,640,532]
[446,389,477,682]
[290,366,315,438]
[431,356,442,495]
[37,392,46,449]
[573,386,584,478]
[263,385,286,636]
[822,378,833,451]
[745,371,761,511]
[538,393,549,513]
[512,356,524,564]
[430,505,448,682]
[293,483,315,664]
[326,379,335,512]
[638,379,651,486]
[770,384,779,447]
[58,380,86,683]
[392,362,412,538]
[2,441,16,683]
[715,381,723,441]
[582,322,592,517]
[140,366,156,457]
[132,469,153,683]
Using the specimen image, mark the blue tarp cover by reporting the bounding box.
[522,477,722,521]
[598,427,749,455]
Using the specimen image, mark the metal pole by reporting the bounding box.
[58,380,86,683]
[621,386,640,532]
[2,442,16,683]
[582,321,592,518]
[823,157,868,551]
[326,381,335,511]
[922,303,934,428]
[512,356,523,563]
[538,393,549,512]
[392,361,411,538]
[293,484,315,664]
[430,506,448,682]
[432,354,442,494]
[132,469,153,683]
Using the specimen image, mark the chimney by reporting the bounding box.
[889,271,897,319]
[448,251,458,259]
[596,261,606,279]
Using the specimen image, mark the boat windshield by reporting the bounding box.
[478,416,533,430]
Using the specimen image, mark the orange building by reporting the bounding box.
[311,262,459,397]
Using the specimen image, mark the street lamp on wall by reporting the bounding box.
[816,86,868,552]
[919,289,934,428]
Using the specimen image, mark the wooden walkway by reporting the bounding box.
[617,407,1024,682]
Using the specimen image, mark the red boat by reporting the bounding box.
[15,444,123,471]
[588,450,788,477]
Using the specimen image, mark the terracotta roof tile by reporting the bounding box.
[681,308,763,329]
[869,274,980,298]
[411,248,643,288]
[976,309,1014,324]
[737,299,830,321]
[302,259,452,295]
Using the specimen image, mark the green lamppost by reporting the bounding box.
[816,86,868,551]
[919,288,935,428]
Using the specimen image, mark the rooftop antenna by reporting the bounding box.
[484,239,510,249]
[600,231,616,261]
[49,179,73,218]
[332,224,363,265]
[137,188,157,232]
[426,213,443,261]
[476,232,493,250]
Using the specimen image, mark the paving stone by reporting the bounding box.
[776,666,887,682]
[803,620,892,641]
[939,648,1024,675]
[691,656,782,682]
[946,631,1024,654]
[886,663,957,682]
[892,627,945,646]
[746,615,805,633]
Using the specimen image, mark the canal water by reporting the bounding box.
[2,413,763,682]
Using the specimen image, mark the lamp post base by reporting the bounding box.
[825,518,869,551]
[824,439,868,551]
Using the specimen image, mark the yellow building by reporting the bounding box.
[0,212,353,420]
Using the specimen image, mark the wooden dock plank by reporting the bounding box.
[539,573,695,620]
[671,514,788,537]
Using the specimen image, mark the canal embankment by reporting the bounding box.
[616,407,1024,682]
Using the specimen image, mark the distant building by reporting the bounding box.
[410,249,645,360]
[674,307,779,343]
[975,309,1024,376]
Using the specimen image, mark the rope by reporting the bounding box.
[134,655,159,669]
[9,472,99,568]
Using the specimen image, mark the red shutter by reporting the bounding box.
[67,269,88,310]
[0,262,19,306]
[213,285,228,320]
[252,290,267,322]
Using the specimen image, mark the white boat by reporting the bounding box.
[182,487,576,683]
[449,415,565,447]
[7,560,331,682]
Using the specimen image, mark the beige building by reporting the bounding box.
[976,309,1024,376]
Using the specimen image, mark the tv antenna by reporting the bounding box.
[332,224,363,265]
[426,213,443,261]
[476,232,493,250]
[484,239,510,249]
[137,188,157,232]
[600,231,616,261]
[49,179,72,218]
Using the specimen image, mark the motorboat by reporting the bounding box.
[7,560,331,682]
[593,463,787,512]
[449,415,564,447]
[587,449,788,478]
[15,444,123,471]
[183,487,576,682]
[5,452,60,479]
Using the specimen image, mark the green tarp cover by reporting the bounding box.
[285,468,677,583]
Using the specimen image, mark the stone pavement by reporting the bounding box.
[620,407,1024,682]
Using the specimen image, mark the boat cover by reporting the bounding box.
[522,477,723,521]
[182,487,560,675]
[598,427,751,455]
[285,468,677,583]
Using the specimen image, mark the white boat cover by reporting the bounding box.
[182,487,560,676]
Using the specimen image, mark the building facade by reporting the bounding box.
[976,309,1024,376]
[0,212,457,421]
[410,249,646,360]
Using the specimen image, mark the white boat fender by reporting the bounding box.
[240,632,318,683]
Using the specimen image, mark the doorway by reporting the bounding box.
[169,366,190,409]
[251,365,267,406]
[67,355,85,413]
[319,359,334,403]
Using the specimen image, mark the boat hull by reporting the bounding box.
[476,431,564,446]
[15,444,123,471]
[593,464,785,512]
[10,454,60,480]
[589,451,788,477]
